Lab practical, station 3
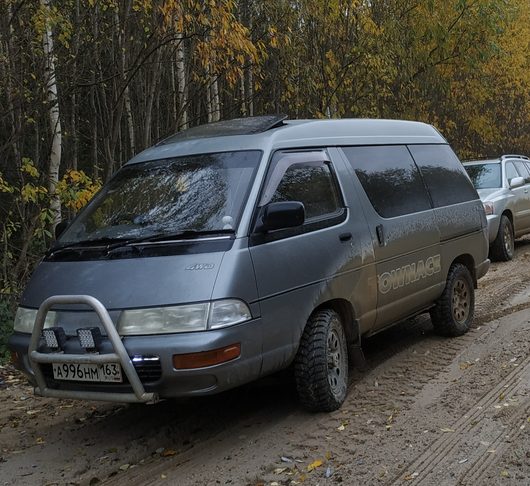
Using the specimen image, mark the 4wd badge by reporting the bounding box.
[185,263,215,271]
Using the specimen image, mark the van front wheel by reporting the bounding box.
[430,263,474,337]
[294,309,348,412]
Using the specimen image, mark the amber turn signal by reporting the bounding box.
[172,343,241,369]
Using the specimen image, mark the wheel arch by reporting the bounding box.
[312,298,358,345]
[450,254,477,288]
[501,209,513,225]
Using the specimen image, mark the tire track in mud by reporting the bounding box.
[389,357,530,485]
[108,251,530,486]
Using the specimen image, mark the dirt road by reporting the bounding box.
[1,241,529,486]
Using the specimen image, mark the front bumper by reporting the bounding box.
[8,296,263,403]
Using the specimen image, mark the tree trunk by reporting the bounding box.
[117,4,136,157]
[143,47,162,148]
[211,74,221,121]
[4,5,22,169]
[176,32,188,130]
[42,0,62,228]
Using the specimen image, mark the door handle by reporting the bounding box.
[376,224,385,246]
[339,232,352,242]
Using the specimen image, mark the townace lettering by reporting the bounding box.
[378,255,442,294]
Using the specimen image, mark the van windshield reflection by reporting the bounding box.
[58,151,261,245]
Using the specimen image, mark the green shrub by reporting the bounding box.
[0,295,16,363]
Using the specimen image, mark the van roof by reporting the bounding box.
[128,116,447,165]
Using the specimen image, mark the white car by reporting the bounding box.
[464,154,530,261]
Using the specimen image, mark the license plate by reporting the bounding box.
[52,362,123,383]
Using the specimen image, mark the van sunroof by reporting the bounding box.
[158,115,288,145]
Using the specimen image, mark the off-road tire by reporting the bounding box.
[430,263,474,337]
[294,309,348,412]
[490,215,514,262]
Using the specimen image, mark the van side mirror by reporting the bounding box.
[54,220,69,239]
[509,176,525,189]
[256,201,305,233]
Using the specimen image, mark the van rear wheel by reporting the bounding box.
[294,309,348,412]
[490,215,514,261]
[430,263,474,337]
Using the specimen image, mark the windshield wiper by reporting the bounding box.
[47,237,131,256]
[47,229,235,258]
[138,228,234,242]
[105,229,235,253]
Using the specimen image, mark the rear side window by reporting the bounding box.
[342,145,431,218]
[514,161,530,183]
[408,145,478,207]
[505,162,518,182]
[269,164,341,220]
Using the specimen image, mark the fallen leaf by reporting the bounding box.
[281,456,293,463]
[274,468,287,474]
[119,464,130,471]
[161,474,167,479]
[307,459,323,472]
[160,449,176,457]
[404,472,419,480]
[500,470,510,477]
[499,392,505,401]
[458,459,468,464]
[440,428,454,433]
[35,437,45,444]
[337,424,345,431]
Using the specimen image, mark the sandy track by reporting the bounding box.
[1,240,530,486]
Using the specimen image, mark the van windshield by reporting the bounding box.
[464,163,501,189]
[58,151,262,245]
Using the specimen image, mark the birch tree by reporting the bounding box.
[41,0,62,229]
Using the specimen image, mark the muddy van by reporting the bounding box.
[9,116,489,412]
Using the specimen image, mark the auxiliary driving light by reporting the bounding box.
[77,327,103,352]
[42,327,67,352]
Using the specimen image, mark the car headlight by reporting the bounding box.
[117,299,252,335]
[483,202,494,215]
[13,307,57,333]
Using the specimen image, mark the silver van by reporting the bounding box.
[9,116,490,412]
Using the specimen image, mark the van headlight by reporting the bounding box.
[13,307,57,333]
[117,299,252,335]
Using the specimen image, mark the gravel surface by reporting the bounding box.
[1,240,530,486]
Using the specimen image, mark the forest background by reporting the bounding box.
[1,0,529,360]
